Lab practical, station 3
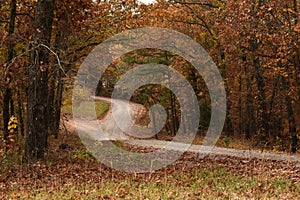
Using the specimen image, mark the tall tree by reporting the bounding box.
[3,0,16,145]
[25,0,55,160]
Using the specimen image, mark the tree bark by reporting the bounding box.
[281,75,298,153]
[47,71,56,136]
[238,65,242,137]
[3,0,16,143]
[17,89,24,136]
[25,0,55,160]
[245,70,255,139]
[252,56,269,141]
[53,71,64,139]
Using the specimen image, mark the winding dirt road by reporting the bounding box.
[71,96,300,165]
[72,96,149,141]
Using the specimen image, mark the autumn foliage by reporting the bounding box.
[0,0,299,157]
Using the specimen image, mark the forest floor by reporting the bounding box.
[1,98,300,199]
[0,128,299,199]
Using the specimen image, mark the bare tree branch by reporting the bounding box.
[39,44,66,76]
[4,43,66,77]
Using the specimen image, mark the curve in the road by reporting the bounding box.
[75,96,300,164]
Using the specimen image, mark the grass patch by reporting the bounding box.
[5,167,300,199]
[61,101,110,119]
[2,129,300,199]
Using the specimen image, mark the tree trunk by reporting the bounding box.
[238,66,242,137]
[252,56,269,141]
[53,72,64,139]
[47,70,56,136]
[17,89,24,136]
[281,75,298,153]
[3,88,11,142]
[244,65,255,139]
[3,0,16,143]
[268,76,280,140]
[217,45,233,136]
[25,0,55,160]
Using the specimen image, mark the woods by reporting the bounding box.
[0,0,299,158]
[0,0,300,199]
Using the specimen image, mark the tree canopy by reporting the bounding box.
[0,0,299,160]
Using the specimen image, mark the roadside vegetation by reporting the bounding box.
[2,129,299,199]
[61,100,110,119]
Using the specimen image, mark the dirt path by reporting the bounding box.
[125,140,300,164]
[68,96,300,165]
[68,96,149,141]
